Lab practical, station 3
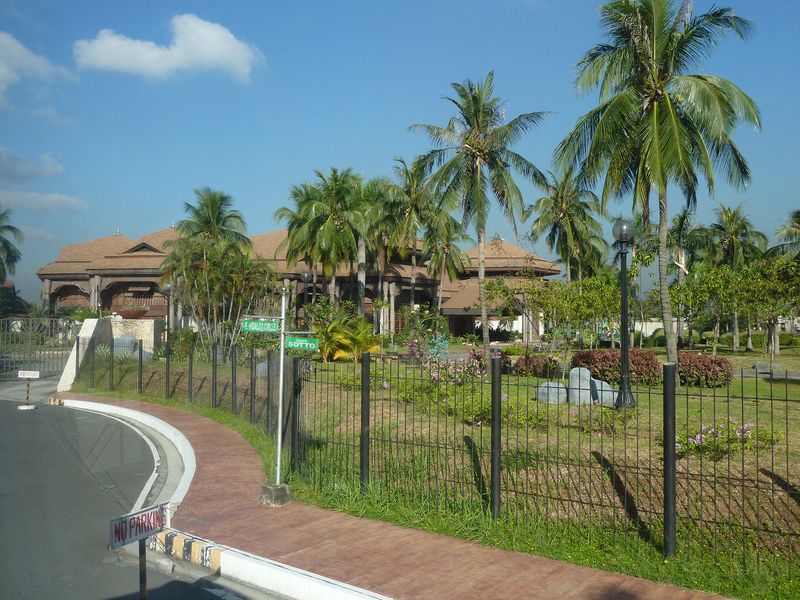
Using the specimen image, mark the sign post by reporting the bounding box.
[109,503,168,600]
[17,370,40,411]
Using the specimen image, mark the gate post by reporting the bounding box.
[291,358,303,472]
[211,342,218,408]
[231,344,238,414]
[490,350,502,520]
[663,362,677,557]
[360,353,371,494]
[137,340,143,395]
[109,341,115,391]
[249,348,256,424]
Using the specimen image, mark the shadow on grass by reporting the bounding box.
[463,435,490,511]
[760,468,800,508]
[591,450,660,552]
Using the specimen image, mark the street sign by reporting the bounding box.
[285,336,319,351]
[241,319,280,333]
[109,503,168,549]
[18,370,40,379]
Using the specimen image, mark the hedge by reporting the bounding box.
[515,354,561,378]
[570,349,662,386]
[677,352,733,387]
[717,331,798,348]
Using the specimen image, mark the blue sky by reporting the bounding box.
[1,0,797,302]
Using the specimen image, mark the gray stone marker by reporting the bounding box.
[536,382,568,404]
[591,378,616,407]
[568,367,592,405]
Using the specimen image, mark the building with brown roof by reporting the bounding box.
[37,229,558,340]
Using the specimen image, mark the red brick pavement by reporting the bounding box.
[63,394,724,600]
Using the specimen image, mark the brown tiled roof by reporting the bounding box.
[131,227,178,252]
[87,252,166,271]
[55,234,135,261]
[464,239,559,275]
[440,276,535,315]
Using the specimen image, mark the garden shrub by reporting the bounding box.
[468,349,512,371]
[577,406,637,434]
[717,331,798,348]
[570,349,662,386]
[515,354,561,378]
[648,328,666,347]
[671,417,775,460]
[677,352,733,387]
[502,344,527,356]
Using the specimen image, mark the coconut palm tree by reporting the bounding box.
[556,0,761,371]
[772,209,800,259]
[413,72,548,359]
[528,166,605,284]
[178,187,250,247]
[0,205,22,283]
[424,210,472,315]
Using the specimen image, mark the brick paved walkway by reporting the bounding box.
[64,394,724,600]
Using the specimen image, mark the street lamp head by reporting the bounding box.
[613,219,634,244]
[163,282,173,296]
[301,271,311,283]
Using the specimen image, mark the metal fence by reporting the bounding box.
[295,353,800,567]
[0,318,77,379]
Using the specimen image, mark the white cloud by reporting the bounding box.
[18,224,55,243]
[0,147,63,182]
[30,105,76,126]
[0,189,86,212]
[0,32,70,106]
[74,14,263,82]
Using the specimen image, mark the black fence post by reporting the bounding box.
[109,341,114,391]
[137,340,143,395]
[360,352,371,494]
[249,348,256,424]
[231,344,238,414]
[165,336,171,400]
[291,358,302,472]
[266,350,274,432]
[211,342,218,408]
[490,351,502,520]
[663,362,677,558]
[187,344,194,404]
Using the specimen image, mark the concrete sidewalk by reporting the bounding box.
[61,393,723,600]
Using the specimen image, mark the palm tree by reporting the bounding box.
[0,205,22,283]
[178,187,250,247]
[667,207,706,340]
[387,157,433,316]
[706,203,766,351]
[556,0,761,371]
[528,166,605,284]
[772,209,800,259]
[424,209,472,315]
[413,72,548,359]
[277,168,364,303]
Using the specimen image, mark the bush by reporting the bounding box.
[718,331,798,349]
[648,328,665,347]
[570,349,662,386]
[672,417,775,460]
[503,344,527,356]
[515,354,561,378]
[677,352,732,387]
[468,349,511,371]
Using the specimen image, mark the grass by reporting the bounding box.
[71,352,800,598]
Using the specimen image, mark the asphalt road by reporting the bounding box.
[0,384,276,599]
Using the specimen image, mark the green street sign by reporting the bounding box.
[241,319,280,333]
[286,337,319,351]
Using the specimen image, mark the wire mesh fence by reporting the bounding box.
[0,318,78,379]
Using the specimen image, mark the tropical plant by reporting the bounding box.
[556,0,761,376]
[0,205,22,282]
[423,212,471,314]
[177,187,250,247]
[772,209,800,259]
[413,71,548,360]
[528,166,606,283]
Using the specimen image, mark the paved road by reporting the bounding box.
[0,384,277,599]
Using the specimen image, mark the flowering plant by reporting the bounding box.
[672,417,775,460]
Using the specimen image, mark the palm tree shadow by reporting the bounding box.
[591,451,660,552]
[760,468,800,508]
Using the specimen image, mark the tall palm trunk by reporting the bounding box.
[437,253,448,315]
[328,272,337,304]
[732,310,740,352]
[357,236,366,317]
[676,248,686,342]
[658,190,679,382]
[479,228,490,361]
[746,316,753,351]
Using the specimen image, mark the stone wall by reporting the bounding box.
[110,318,165,353]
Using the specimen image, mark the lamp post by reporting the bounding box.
[301,271,311,325]
[613,219,635,409]
[163,283,173,400]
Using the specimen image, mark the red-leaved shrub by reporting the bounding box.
[515,354,561,378]
[570,349,662,385]
[677,352,733,387]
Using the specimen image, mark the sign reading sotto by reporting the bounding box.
[241,319,280,333]
[285,337,319,352]
[109,503,168,549]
